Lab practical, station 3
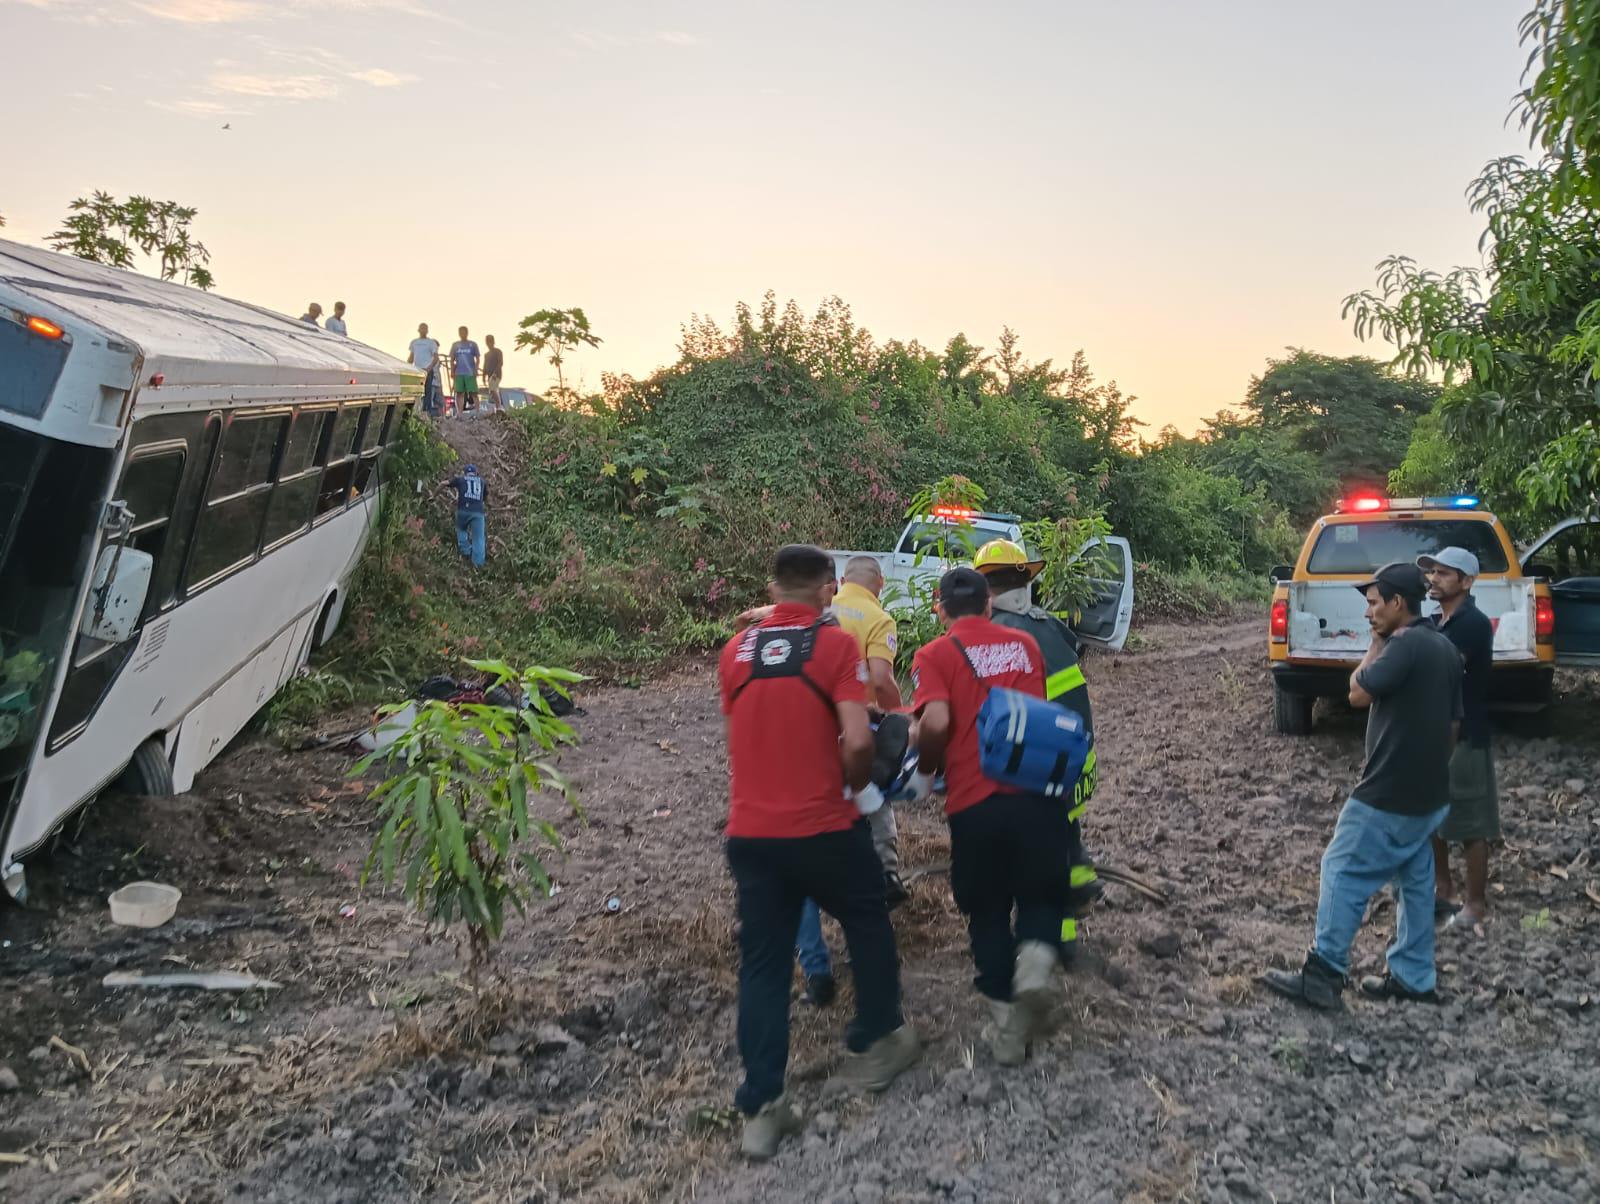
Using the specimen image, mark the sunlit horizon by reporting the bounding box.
[4,0,1532,434]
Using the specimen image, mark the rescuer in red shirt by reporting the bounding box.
[718,544,921,1160]
[905,567,1069,1067]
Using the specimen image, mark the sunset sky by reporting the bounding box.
[4,0,1531,432]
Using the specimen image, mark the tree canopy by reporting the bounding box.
[1345,0,1600,523]
[46,191,214,289]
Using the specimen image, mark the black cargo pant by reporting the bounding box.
[948,791,1070,1001]
[726,821,904,1116]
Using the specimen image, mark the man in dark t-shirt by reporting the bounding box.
[1421,547,1499,929]
[1262,562,1462,1009]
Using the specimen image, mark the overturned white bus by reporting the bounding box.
[0,240,419,898]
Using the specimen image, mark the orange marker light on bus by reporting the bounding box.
[26,315,64,339]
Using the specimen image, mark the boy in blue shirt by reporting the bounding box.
[444,464,488,566]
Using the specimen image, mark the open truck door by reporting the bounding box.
[1072,535,1134,653]
[1522,517,1600,666]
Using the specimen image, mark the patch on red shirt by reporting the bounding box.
[719,604,869,838]
[912,617,1045,816]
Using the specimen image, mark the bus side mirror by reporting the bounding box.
[80,546,154,644]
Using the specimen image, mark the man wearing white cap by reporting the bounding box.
[1418,546,1499,930]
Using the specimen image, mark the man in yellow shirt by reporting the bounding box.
[832,557,904,713]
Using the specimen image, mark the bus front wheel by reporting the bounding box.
[118,739,175,797]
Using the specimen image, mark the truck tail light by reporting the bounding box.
[1536,596,1555,641]
[1270,599,1289,642]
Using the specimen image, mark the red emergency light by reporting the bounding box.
[25,315,64,340]
[931,505,974,521]
[1337,494,1388,513]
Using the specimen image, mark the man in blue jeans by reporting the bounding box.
[1261,562,1463,1009]
[445,464,487,567]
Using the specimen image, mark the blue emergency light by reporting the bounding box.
[1424,495,1481,509]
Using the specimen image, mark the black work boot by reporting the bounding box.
[803,972,837,1008]
[1259,952,1346,1011]
[883,871,910,911]
[1358,972,1439,1004]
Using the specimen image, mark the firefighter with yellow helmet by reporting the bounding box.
[972,538,1100,962]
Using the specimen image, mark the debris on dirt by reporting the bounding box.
[47,1035,91,1076]
[101,970,282,991]
[1094,864,1170,905]
[649,806,672,819]
[107,880,181,928]
[685,1104,740,1134]
[356,701,418,752]
[1458,1133,1518,1175]
[531,1023,583,1054]
[339,903,358,918]
[605,895,622,912]
[1138,930,1182,959]
[0,1064,19,1092]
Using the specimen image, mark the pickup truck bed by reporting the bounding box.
[1284,579,1538,663]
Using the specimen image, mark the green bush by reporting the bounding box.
[1134,563,1270,622]
[1104,447,1297,574]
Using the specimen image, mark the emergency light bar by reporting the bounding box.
[1336,494,1481,514]
[926,507,1022,523]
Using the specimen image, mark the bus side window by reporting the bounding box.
[122,450,186,592]
[186,412,286,589]
[352,403,394,497]
[316,404,367,518]
[264,408,332,548]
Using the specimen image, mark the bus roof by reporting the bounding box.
[0,238,417,391]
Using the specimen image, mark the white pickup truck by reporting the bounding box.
[826,508,1136,652]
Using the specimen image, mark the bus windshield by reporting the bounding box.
[0,312,71,420]
[0,426,109,799]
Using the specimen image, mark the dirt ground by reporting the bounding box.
[2,614,1598,1204]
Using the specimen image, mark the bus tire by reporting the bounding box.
[119,739,175,797]
[1273,684,1314,736]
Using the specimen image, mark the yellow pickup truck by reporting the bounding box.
[1268,493,1600,734]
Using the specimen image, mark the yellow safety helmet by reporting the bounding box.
[973,538,1044,580]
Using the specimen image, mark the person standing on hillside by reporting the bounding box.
[324,301,348,336]
[719,544,920,1160]
[973,539,1099,965]
[907,567,1067,1066]
[1260,562,1462,1009]
[1419,547,1499,931]
[409,323,441,417]
[482,334,505,413]
[443,464,488,568]
[792,556,909,1006]
[450,327,481,415]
